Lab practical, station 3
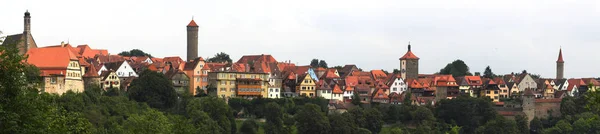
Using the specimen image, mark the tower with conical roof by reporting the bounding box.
[186,19,199,62]
[556,48,564,79]
[399,43,419,80]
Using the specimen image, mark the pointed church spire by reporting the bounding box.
[557,47,564,63]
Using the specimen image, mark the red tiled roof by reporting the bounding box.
[333,84,343,94]
[566,79,583,91]
[26,47,78,69]
[236,54,277,64]
[84,65,100,77]
[345,76,359,91]
[464,76,482,86]
[78,58,90,67]
[493,78,506,85]
[433,75,458,87]
[557,48,564,63]
[187,20,198,27]
[373,89,389,99]
[498,111,517,116]
[399,50,419,60]
[371,70,388,80]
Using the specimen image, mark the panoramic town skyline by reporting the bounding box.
[2,0,599,78]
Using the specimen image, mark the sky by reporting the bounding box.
[1,0,599,78]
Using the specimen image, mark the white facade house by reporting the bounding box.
[104,61,138,78]
[268,88,281,98]
[97,65,108,75]
[331,84,344,102]
[517,74,537,92]
[388,77,407,95]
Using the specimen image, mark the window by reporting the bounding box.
[230,88,234,92]
[275,89,278,92]
[494,91,498,94]
[221,81,225,85]
[270,89,273,92]
[302,87,306,90]
[196,77,200,82]
[197,71,200,74]
[230,81,235,85]
[220,88,226,92]
[203,77,207,82]
[393,88,397,91]
[50,77,57,84]
[486,91,490,94]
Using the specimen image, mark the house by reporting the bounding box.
[343,76,358,100]
[99,70,120,90]
[494,78,510,99]
[386,74,407,95]
[543,84,555,99]
[316,80,333,99]
[103,61,139,78]
[371,88,389,103]
[268,72,283,98]
[26,46,84,94]
[481,79,500,102]
[516,73,538,93]
[75,45,108,59]
[582,78,600,92]
[331,84,344,102]
[208,71,269,99]
[371,70,388,81]
[507,82,519,96]
[165,70,190,94]
[456,76,482,97]
[338,65,359,78]
[296,74,317,97]
[236,54,278,64]
[432,75,459,100]
[183,57,207,95]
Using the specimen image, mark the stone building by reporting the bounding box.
[399,43,419,80]
[1,10,38,55]
[556,48,564,79]
[186,19,199,61]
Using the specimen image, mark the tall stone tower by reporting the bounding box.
[23,10,31,53]
[400,43,419,80]
[186,19,199,62]
[556,48,564,79]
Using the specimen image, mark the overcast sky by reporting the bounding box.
[1,0,599,78]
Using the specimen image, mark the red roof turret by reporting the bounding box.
[557,48,564,63]
[400,44,419,60]
[187,19,198,27]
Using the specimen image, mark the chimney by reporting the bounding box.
[61,41,65,47]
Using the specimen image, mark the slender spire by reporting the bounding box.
[408,41,411,52]
[557,47,564,63]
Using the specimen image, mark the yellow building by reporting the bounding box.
[100,70,120,90]
[481,79,500,102]
[296,74,316,97]
[208,71,268,99]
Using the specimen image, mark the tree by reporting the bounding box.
[357,128,372,134]
[264,102,289,134]
[207,52,232,64]
[352,91,361,106]
[543,120,572,134]
[560,96,581,116]
[329,113,358,134]
[412,106,435,127]
[530,117,543,134]
[310,59,319,68]
[585,90,600,114]
[127,70,178,110]
[475,116,519,134]
[393,69,400,74]
[318,60,328,68]
[483,66,495,78]
[364,108,384,133]
[348,107,367,128]
[386,105,400,123]
[240,119,259,134]
[438,59,472,77]
[515,114,529,134]
[435,96,497,133]
[118,49,153,57]
[389,127,404,134]
[295,103,330,134]
[332,66,343,71]
[192,97,235,134]
[123,109,173,134]
[186,98,222,133]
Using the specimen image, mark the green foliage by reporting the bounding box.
[393,69,400,74]
[127,70,178,110]
[332,65,343,71]
[264,102,290,134]
[207,52,233,64]
[389,127,404,134]
[295,103,330,134]
[515,114,529,134]
[438,59,472,77]
[364,108,384,133]
[118,49,153,57]
[357,128,373,134]
[561,96,584,116]
[543,120,572,134]
[412,106,435,127]
[240,119,259,134]
[352,91,361,105]
[318,60,328,68]
[310,59,319,68]
[475,116,518,134]
[192,97,235,134]
[123,109,173,134]
[483,66,495,78]
[435,96,496,133]
[329,112,358,134]
[585,90,600,114]
[348,107,367,128]
[530,117,543,134]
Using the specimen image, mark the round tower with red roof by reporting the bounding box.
[556,48,564,79]
[187,19,199,62]
[400,43,419,80]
